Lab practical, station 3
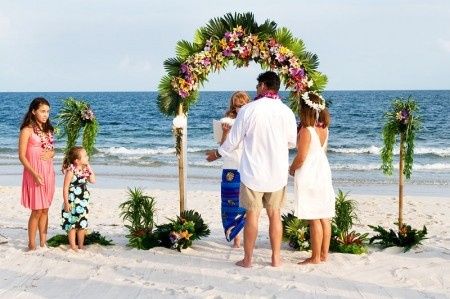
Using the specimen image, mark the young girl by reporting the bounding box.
[207,91,250,248]
[19,97,56,251]
[61,146,96,251]
[289,91,335,264]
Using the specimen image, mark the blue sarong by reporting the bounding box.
[221,169,246,242]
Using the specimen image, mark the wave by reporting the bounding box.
[329,146,450,157]
[97,146,206,156]
[331,163,450,171]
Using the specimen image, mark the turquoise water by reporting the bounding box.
[1,91,449,195]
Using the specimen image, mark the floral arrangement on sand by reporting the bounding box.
[120,188,210,251]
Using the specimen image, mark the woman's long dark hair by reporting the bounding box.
[20,97,54,132]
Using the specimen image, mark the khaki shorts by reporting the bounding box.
[240,184,286,211]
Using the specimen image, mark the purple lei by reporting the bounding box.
[253,91,281,101]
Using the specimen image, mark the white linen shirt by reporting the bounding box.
[218,97,297,192]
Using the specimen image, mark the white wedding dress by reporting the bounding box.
[294,126,335,219]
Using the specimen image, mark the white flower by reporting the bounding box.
[302,92,325,111]
[172,114,187,128]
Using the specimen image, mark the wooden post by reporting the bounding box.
[177,103,187,214]
[398,133,405,230]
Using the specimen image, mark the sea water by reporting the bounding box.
[1,91,449,196]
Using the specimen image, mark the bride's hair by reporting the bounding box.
[299,93,331,128]
[225,91,250,118]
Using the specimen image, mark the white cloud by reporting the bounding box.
[118,55,151,72]
[438,38,450,53]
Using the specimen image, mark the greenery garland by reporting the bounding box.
[157,12,328,116]
[56,97,99,156]
[381,97,421,179]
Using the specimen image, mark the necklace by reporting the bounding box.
[253,91,281,101]
[33,125,54,151]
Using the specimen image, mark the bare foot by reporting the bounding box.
[26,245,36,252]
[69,246,79,252]
[271,255,282,267]
[235,259,251,268]
[320,255,328,262]
[298,257,321,265]
[232,242,240,249]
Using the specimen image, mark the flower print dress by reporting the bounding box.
[61,165,90,231]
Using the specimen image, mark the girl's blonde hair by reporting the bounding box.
[62,146,84,172]
[299,93,331,128]
[225,91,250,118]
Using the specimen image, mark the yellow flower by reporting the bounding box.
[179,230,193,240]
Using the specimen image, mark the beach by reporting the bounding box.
[1,183,449,298]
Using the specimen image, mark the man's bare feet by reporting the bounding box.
[271,255,282,267]
[298,257,321,265]
[235,259,251,268]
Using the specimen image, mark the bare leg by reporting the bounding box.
[27,210,43,250]
[267,208,282,267]
[38,208,49,247]
[232,234,241,248]
[300,220,322,264]
[236,209,260,268]
[320,219,331,262]
[68,229,78,251]
[77,229,86,250]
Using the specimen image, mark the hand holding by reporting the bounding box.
[205,150,219,162]
[221,123,231,134]
[63,202,71,213]
[40,150,54,161]
[33,173,44,185]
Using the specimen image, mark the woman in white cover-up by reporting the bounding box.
[289,91,335,265]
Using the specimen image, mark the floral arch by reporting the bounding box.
[157,12,328,212]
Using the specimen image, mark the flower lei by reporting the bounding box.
[254,91,281,101]
[69,163,92,178]
[33,125,54,151]
[301,91,325,111]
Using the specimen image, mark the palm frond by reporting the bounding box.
[163,58,183,76]
[176,40,198,61]
[309,71,328,92]
[299,51,320,72]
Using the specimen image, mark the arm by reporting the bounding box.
[218,111,245,157]
[289,127,311,176]
[63,170,74,212]
[86,165,96,184]
[18,128,43,185]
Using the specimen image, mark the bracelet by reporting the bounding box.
[214,149,222,159]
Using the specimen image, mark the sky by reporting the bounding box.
[0,0,449,92]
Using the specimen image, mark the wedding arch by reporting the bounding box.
[157,12,327,213]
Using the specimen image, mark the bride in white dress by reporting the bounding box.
[289,91,335,265]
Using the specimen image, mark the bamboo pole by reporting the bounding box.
[398,133,405,230]
[177,103,187,214]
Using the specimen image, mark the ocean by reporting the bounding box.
[1,91,449,196]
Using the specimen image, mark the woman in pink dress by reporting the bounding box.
[19,97,55,250]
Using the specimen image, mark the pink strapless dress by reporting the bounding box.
[21,132,55,210]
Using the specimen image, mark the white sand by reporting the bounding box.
[0,185,449,298]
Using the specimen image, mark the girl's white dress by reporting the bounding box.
[294,126,335,219]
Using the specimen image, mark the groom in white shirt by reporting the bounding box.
[207,71,297,267]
